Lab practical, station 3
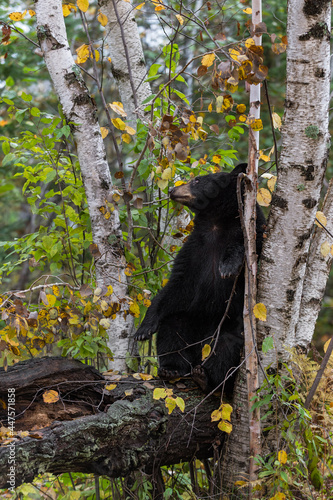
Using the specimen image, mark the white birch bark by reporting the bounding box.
[99,0,151,126]
[257,0,331,365]
[35,0,134,371]
[296,180,333,346]
[100,0,189,252]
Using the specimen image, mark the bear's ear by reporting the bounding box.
[232,163,247,175]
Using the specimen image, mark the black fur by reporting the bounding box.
[134,164,265,394]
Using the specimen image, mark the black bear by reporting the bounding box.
[135,163,265,394]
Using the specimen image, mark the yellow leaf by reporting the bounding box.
[221,403,233,421]
[176,14,184,25]
[122,133,131,143]
[277,450,288,464]
[92,49,100,62]
[153,388,167,400]
[161,167,172,181]
[157,178,168,190]
[229,48,241,61]
[245,38,256,48]
[43,390,59,404]
[9,11,27,21]
[257,188,272,207]
[63,4,77,17]
[46,294,57,307]
[272,112,282,131]
[136,3,145,10]
[201,53,215,68]
[165,397,177,414]
[236,103,246,113]
[212,155,221,164]
[243,7,252,14]
[29,10,36,16]
[253,303,267,321]
[125,389,133,396]
[77,0,89,13]
[175,180,186,187]
[162,279,168,287]
[139,373,153,380]
[323,339,333,353]
[208,102,213,112]
[239,114,247,122]
[235,480,247,486]
[211,408,223,422]
[202,344,211,360]
[218,420,232,433]
[259,150,271,162]
[98,12,108,26]
[105,383,117,391]
[125,125,136,135]
[152,0,165,11]
[175,396,185,412]
[143,299,151,307]
[63,5,71,16]
[216,96,224,113]
[76,44,90,64]
[129,301,140,317]
[270,493,286,500]
[315,211,327,227]
[100,127,109,139]
[99,318,111,329]
[109,101,127,117]
[267,176,277,192]
[111,118,126,130]
[52,285,60,296]
[250,119,263,131]
[320,241,330,257]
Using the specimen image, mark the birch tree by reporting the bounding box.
[99,0,151,125]
[257,0,331,364]
[35,0,134,371]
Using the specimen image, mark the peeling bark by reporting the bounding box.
[35,0,135,370]
[0,357,224,490]
[257,0,331,363]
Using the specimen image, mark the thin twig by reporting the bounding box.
[304,335,333,409]
[263,79,279,169]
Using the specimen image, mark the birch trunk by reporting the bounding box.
[257,0,331,364]
[35,0,134,371]
[99,0,151,126]
[296,180,333,346]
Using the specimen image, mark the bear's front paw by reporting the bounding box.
[219,261,243,279]
[158,368,181,380]
[134,327,153,341]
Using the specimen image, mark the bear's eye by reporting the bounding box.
[194,178,200,184]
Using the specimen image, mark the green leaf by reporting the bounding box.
[21,92,32,102]
[31,107,41,117]
[2,153,16,167]
[262,336,274,353]
[2,142,10,155]
[148,63,161,77]
[6,76,14,87]
[171,89,189,105]
[142,94,155,104]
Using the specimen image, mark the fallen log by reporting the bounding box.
[0,357,225,489]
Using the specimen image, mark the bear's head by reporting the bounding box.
[170,163,247,213]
